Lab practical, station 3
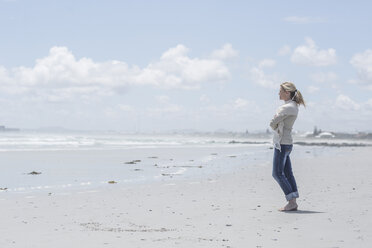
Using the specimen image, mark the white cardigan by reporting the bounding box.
[270,100,299,147]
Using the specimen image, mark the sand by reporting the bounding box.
[0,146,371,247]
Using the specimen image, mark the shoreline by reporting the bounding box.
[0,144,350,195]
[0,145,270,194]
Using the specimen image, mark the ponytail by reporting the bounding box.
[290,90,306,107]
[281,82,306,107]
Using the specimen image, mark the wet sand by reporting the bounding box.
[0,146,371,247]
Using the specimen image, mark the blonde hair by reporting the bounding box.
[280,82,306,107]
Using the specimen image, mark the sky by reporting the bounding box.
[1,0,372,133]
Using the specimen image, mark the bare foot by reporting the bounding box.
[279,202,298,211]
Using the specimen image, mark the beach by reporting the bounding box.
[2,1,372,247]
[0,134,371,247]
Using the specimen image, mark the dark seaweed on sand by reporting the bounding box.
[28,171,42,175]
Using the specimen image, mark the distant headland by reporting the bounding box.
[0,125,20,132]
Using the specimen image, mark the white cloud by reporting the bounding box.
[118,104,134,112]
[364,99,372,110]
[310,71,338,83]
[258,59,276,68]
[291,38,337,66]
[145,44,231,89]
[160,45,189,60]
[210,43,239,60]
[334,94,360,111]
[278,45,291,56]
[0,45,231,102]
[350,49,372,89]
[155,95,170,103]
[147,95,183,117]
[284,16,325,24]
[233,98,249,109]
[301,95,372,132]
[199,94,210,103]
[201,98,261,117]
[249,67,278,89]
[248,58,280,89]
[147,104,182,116]
[307,85,320,93]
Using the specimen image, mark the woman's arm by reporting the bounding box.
[270,112,287,130]
[270,103,298,130]
[269,105,289,130]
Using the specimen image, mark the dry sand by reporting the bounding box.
[1,146,371,247]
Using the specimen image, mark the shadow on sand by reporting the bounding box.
[283,210,325,214]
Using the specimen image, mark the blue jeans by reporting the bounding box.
[272,144,299,201]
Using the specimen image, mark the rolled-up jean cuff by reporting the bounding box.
[285,191,299,201]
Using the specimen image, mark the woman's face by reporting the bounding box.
[279,87,290,100]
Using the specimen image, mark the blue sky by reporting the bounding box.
[1,0,372,132]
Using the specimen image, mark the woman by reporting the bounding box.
[270,82,305,211]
